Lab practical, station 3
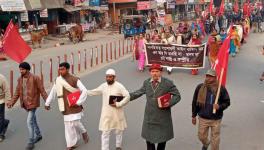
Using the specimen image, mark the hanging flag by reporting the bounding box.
[218,0,225,16]
[2,21,31,63]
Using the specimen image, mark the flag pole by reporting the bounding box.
[213,67,224,114]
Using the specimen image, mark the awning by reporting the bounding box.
[81,6,109,11]
[40,0,64,9]
[108,0,137,4]
[24,0,43,11]
[63,5,81,12]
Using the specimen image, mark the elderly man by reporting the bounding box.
[192,69,230,150]
[45,62,89,150]
[6,62,48,150]
[87,69,130,150]
[0,74,11,142]
[130,64,181,150]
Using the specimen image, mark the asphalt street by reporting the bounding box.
[1,32,264,150]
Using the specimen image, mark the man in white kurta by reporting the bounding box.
[87,69,130,150]
[45,62,89,150]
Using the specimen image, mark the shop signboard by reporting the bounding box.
[0,0,26,11]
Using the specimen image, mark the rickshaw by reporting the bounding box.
[122,15,146,38]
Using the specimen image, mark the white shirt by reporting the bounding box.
[45,80,88,121]
[87,81,130,131]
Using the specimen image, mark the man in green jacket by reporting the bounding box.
[130,63,181,150]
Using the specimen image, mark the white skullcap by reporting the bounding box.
[106,69,116,76]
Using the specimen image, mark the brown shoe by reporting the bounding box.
[116,147,122,150]
[66,145,77,150]
[82,132,89,144]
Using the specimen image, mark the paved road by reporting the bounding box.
[1,32,264,150]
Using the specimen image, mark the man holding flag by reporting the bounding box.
[191,69,230,150]
[192,28,233,150]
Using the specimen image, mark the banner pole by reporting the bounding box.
[213,68,224,114]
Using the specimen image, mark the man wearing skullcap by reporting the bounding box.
[130,64,181,150]
[6,62,48,150]
[87,68,130,150]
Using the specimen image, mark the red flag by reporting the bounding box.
[209,0,213,14]
[2,21,31,63]
[233,0,239,13]
[212,37,230,86]
[218,0,225,16]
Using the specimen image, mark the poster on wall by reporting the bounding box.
[20,11,29,22]
[40,9,48,18]
[89,0,100,6]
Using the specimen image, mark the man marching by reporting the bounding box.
[7,62,48,150]
[192,69,230,150]
[0,73,11,142]
[45,62,89,150]
[87,69,130,150]
[130,64,181,150]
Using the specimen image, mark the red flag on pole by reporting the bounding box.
[218,0,225,16]
[233,0,239,13]
[212,36,230,86]
[209,0,213,14]
[2,21,32,63]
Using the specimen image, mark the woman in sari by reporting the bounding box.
[208,37,220,67]
[133,35,140,61]
[188,34,202,75]
[137,34,147,72]
[230,26,240,57]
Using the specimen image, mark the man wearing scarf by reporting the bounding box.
[192,69,230,150]
[45,62,89,150]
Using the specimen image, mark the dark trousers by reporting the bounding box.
[146,141,166,150]
[0,103,9,136]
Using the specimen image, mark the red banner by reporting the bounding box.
[2,21,31,63]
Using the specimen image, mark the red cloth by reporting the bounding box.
[233,0,239,13]
[212,37,230,86]
[209,0,213,14]
[2,21,31,63]
[219,0,225,16]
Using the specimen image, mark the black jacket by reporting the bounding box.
[192,83,230,120]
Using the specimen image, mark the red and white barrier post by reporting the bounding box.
[78,51,81,72]
[114,41,117,60]
[90,48,93,68]
[122,40,125,56]
[119,40,121,58]
[10,70,13,97]
[96,47,98,65]
[32,63,36,74]
[57,56,61,76]
[110,42,113,60]
[64,54,67,62]
[106,43,108,62]
[101,44,103,64]
[49,58,53,83]
[40,61,44,83]
[84,49,87,70]
[71,52,74,74]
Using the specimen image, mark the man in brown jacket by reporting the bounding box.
[6,62,48,150]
